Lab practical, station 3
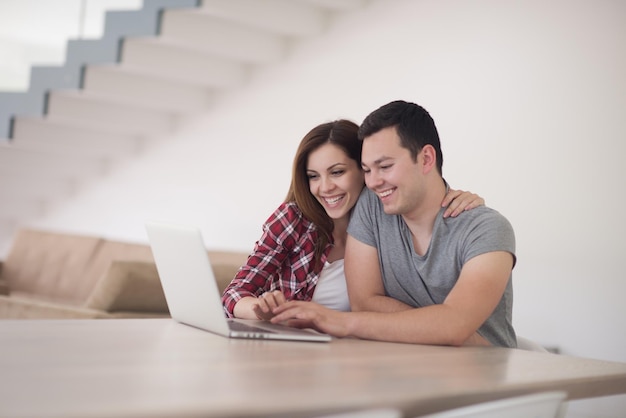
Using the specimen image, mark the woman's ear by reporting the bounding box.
[420,145,437,174]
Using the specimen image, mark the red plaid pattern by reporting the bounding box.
[222,202,331,317]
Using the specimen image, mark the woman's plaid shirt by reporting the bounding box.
[222,201,332,317]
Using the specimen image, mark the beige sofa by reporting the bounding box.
[0,228,248,319]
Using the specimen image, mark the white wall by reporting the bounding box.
[11,0,626,415]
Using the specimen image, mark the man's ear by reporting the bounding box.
[421,145,437,174]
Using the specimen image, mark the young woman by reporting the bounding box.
[222,120,483,319]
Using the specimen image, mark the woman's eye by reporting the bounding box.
[381,165,392,170]
[307,174,318,180]
[331,170,344,176]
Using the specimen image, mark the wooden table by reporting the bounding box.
[1,318,625,418]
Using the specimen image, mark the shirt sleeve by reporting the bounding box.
[221,202,300,317]
[347,188,378,247]
[461,209,517,268]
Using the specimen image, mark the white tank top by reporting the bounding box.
[311,259,350,311]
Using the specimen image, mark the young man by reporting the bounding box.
[271,100,516,347]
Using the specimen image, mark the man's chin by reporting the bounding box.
[382,205,398,215]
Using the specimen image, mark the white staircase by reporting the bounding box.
[0,0,367,243]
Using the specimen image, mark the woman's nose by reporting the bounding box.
[320,176,334,192]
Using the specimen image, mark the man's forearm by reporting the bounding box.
[351,294,412,313]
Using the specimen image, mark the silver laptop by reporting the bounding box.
[145,221,331,342]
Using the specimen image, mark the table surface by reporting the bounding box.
[1,318,626,418]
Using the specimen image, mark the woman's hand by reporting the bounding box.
[442,189,485,218]
[252,290,288,321]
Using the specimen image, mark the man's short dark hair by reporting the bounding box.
[358,100,443,174]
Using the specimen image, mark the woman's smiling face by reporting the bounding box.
[307,143,364,222]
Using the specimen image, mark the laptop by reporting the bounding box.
[145,221,332,342]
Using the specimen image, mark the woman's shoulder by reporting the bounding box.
[275,201,305,218]
[266,201,311,228]
[262,201,318,245]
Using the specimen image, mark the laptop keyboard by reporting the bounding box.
[228,320,276,334]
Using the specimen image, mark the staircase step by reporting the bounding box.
[0,0,369,232]
[0,92,44,139]
[198,0,327,36]
[83,64,215,112]
[0,196,46,220]
[121,37,247,88]
[28,65,82,95]
[0,144,107,179]
[0,168,75,200]
[296,0,367,11]
[137,0,200,15]
[0,0,202,141]
[160,8,286,63]
[11,116,142,159]
[46,90,178,135]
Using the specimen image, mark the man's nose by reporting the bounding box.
[365,171,381,189]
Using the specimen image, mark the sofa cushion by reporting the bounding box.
[0,227,249,318]
[207,251,247,294]
[80,238,156,299]
[0,228,103,304]
[84,261,168,313]
[0,292,106,319]
[0,279,8,296]
[210,262,242,294]
[0,292,169,319]
[0,262,6,295]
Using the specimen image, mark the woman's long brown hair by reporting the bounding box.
[284,119,361,270]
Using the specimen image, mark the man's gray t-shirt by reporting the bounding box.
[347,188,517,348]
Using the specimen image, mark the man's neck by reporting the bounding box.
[402,178,447,256]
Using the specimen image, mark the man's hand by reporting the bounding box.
[271,301,352,337]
